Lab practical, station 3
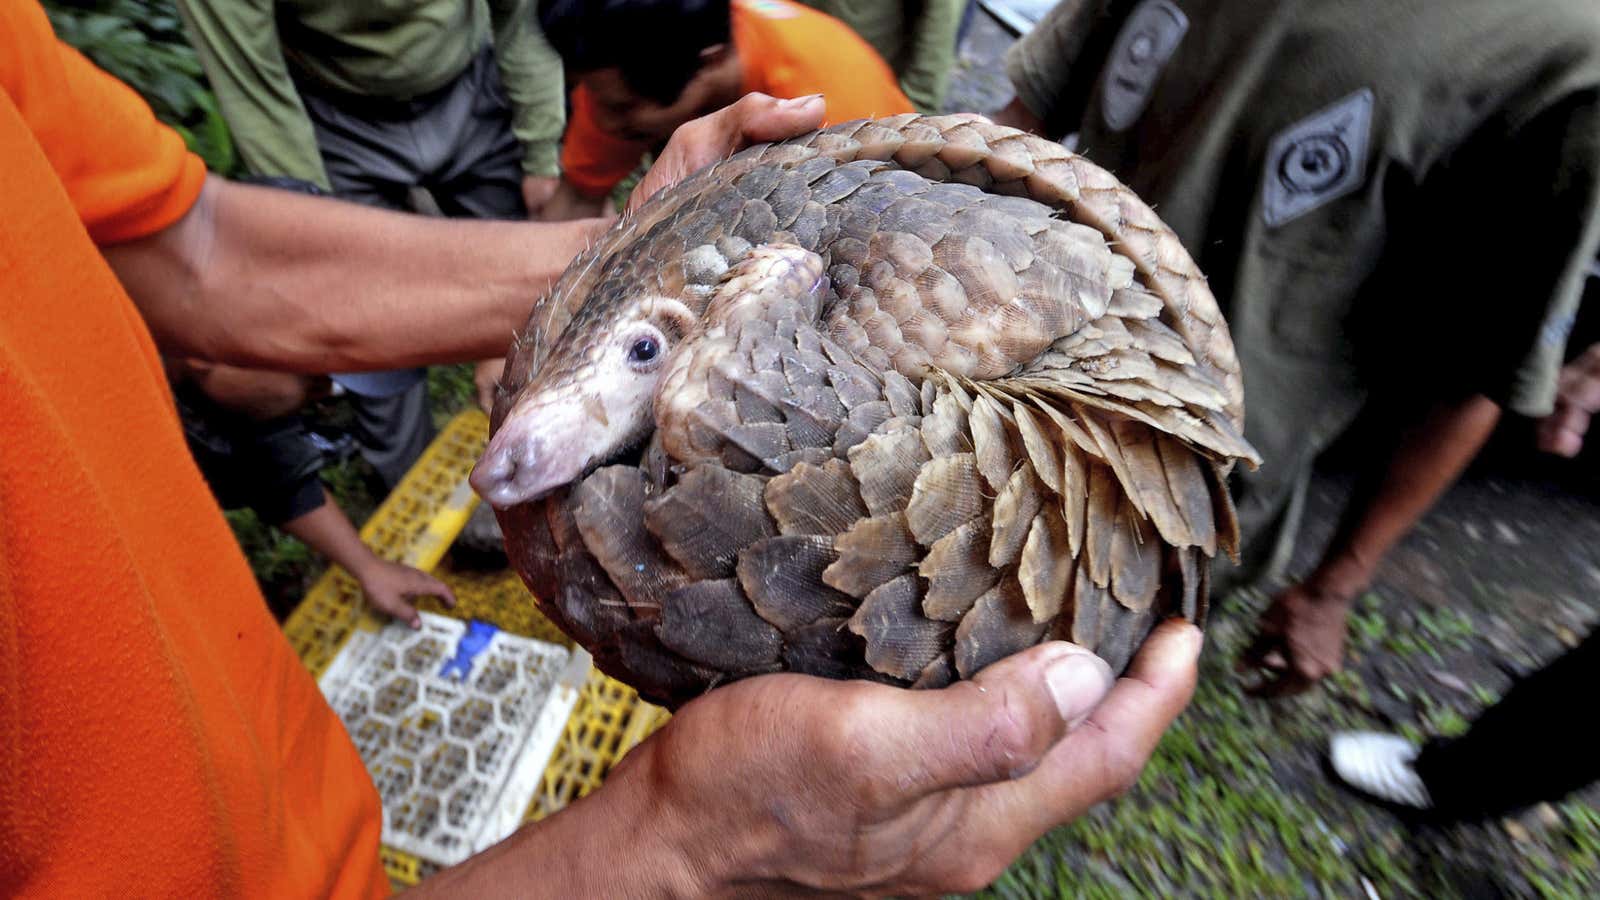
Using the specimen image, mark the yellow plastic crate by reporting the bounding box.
[282,410,670,887]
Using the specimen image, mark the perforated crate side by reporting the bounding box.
[526,673,672,822]
[360,411,489,565]
[381,845,437,889]
[434,568,572,647]
[284,409,673,888]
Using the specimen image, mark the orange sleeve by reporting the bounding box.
[0,0,205,245]
[560,84,653,198]
[734,0,915,126]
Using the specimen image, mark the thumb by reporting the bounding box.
[965,619,1202,836]
[725,92,826,144]
[881,643,1114,799]
[628,93,826,213]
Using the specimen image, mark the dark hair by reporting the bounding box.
[539,0,732,106]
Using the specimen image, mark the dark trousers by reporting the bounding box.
[1415,628,1600,819]
[297,47,529,487]
[300,48,529,219]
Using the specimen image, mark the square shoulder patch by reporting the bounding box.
[1101,0,1189,132]
[1261,89,1374,228]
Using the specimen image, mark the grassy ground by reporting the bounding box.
[981,586,1600,899]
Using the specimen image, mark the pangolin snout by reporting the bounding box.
[471,409,578,508]
[472,387,627,507]
[471,428,546,508]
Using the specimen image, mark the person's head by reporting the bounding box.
[540,0,739,143]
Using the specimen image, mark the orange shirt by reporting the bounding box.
[0,3,386,896]
[560,0,916,197]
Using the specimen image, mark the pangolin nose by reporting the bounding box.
[469,438,545,509]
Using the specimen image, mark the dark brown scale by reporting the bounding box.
[491,115,1259,708]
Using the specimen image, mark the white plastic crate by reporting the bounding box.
[318,611,591,868]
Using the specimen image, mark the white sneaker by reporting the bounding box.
[1329,732,1435,809]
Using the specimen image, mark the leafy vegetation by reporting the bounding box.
[42,0,235,172]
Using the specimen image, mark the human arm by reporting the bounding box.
[999,0,1103,138]
[535,176,612,222]
[521,175,561,218]
[407,619,1200,897]
[280,489,456,628]
[485,0,567,215]
[1241,89,1600,696]
[171,359,314,420]
[1241,395,1501,695]
[100,93,823,375]
[102,177,609,372]
[171,0,330,186]
[897,0,964,113]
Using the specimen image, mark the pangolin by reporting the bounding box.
[474,115,1260,709]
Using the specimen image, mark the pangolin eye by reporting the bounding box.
[627,335,661,367]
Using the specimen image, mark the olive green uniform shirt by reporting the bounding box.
[800,0,965,112]
[176,0,565,187]
[1006,0,1600,583]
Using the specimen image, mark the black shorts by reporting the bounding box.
[174,383,332,526]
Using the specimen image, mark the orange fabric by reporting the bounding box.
[560,0,915,197]
[0,3,387,897]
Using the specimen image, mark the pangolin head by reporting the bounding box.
[471,282,697,509]
[471,241,830,510]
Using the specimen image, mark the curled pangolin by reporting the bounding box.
[475,114,1261,709]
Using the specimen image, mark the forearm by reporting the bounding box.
[279,490,377,575]
[490,0,566,177]
[404,748,709,898]
[105,175,609,372]
[899,0,963,112]
[1308,394,1501,593]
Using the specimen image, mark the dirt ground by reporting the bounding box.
[947,9,1600,898]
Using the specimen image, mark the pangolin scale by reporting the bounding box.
[483,114,1260,710]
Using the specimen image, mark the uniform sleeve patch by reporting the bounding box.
[738,0,800,19]
[1100,0,1189,132]
[1261,88,1374,228]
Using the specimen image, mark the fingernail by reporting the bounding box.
[1171,618,1205,652]
[1045,653,1114,729]
[780,93,823,108]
